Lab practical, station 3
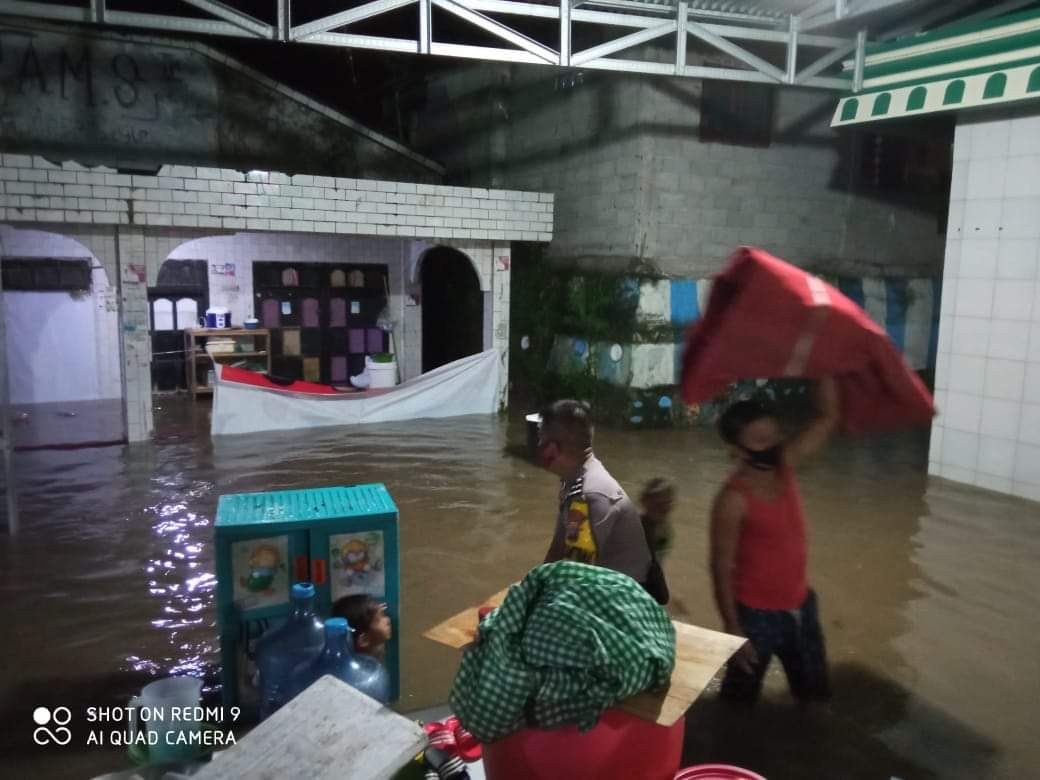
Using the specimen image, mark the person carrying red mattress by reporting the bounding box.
[710,377,839,704]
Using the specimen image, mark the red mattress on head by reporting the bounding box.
[680,247,935,434]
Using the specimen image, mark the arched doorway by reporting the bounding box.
[0,226,124,448]
[421,247,483,372]
[148,258,209,392]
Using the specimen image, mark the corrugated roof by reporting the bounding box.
[578,0,822,18]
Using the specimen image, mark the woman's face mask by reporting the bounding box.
[741,443,783,470]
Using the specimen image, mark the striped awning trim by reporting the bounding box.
[831,8,1040,127]
[832,59,1040,126]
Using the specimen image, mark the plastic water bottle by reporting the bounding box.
[287,617,391,705]
[255,582,325,720]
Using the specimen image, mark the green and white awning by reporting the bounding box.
[832,9,1040,127]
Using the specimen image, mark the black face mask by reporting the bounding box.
[741,443,783,470]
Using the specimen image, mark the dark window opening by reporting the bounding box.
[699,81,774,147]
[1,258,92,291]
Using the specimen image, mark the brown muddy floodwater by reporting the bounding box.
[2,401,1039,779]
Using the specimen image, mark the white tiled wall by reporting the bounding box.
[931,112,1040,502]
[0,226,122,402]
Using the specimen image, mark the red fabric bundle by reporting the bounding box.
[680,247,935,433]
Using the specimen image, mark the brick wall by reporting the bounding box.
[0,155,553,241]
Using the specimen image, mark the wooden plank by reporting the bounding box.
[421,587,510,649]
[194,675,425,780]
[619,621,745,725]
[422,587,745,727]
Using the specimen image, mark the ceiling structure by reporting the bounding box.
[0,0,1011,90]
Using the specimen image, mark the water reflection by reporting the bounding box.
[0,403,1038,779]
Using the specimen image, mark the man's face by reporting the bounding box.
[536,424,570,476]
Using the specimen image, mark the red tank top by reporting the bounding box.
[729,464,808,610]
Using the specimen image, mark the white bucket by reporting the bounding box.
[129,676,203,764]
[366,357,397,389]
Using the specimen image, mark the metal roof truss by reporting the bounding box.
[0,0,887,89]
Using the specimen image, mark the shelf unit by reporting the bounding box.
[184,328,271,398]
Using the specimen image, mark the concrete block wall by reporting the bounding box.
[416,62,945,279]
[634,84,946,277]
[930,111,1040,502]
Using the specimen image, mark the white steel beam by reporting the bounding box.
[0,0,90,22]
[687,20,786,82]
[431,41,544,63]
[299,31,420,53]
[570,20,676,67]
[419,0,432,54]
[853,29,866,91]
[292,0,416,40]
[432,0,558,63]
[559,0,570,67]
[0,0,874,90]
[795,40,855,84]
[277,0,290,42]
[180,0,273,38]
[700,22,849,49]
[676,0,688,74]
[786,16,799,84]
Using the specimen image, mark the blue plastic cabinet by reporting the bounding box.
[214,484,400,710]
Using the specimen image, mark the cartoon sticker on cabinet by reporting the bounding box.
[231,535,289,610]
[330,531,385,600]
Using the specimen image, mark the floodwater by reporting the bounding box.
[1,401,1039,780]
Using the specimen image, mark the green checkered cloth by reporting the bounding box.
[449,561,676,743]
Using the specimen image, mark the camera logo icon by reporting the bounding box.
[33,706,72,746]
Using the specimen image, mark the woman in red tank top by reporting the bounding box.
[709,377,839,703]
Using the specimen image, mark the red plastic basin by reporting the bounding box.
[675,765,767,780]
[482,708,684,780]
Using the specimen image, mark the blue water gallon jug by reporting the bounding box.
[287,618,391,705]
[255,582,325,720]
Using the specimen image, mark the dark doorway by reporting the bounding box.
[148,259,208,392]
[421,248,484,373]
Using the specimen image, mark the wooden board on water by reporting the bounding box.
[422,586,746,727]
[194,675,425,780]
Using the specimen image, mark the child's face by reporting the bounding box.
[737,416,782,452]
[642,493,674,521]
[365,603,393,645]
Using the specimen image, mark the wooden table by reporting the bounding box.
[194,676,426,780]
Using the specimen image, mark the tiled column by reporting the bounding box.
[491,244,511,410]
[118,227,155,442]
[930,111,1040,501]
